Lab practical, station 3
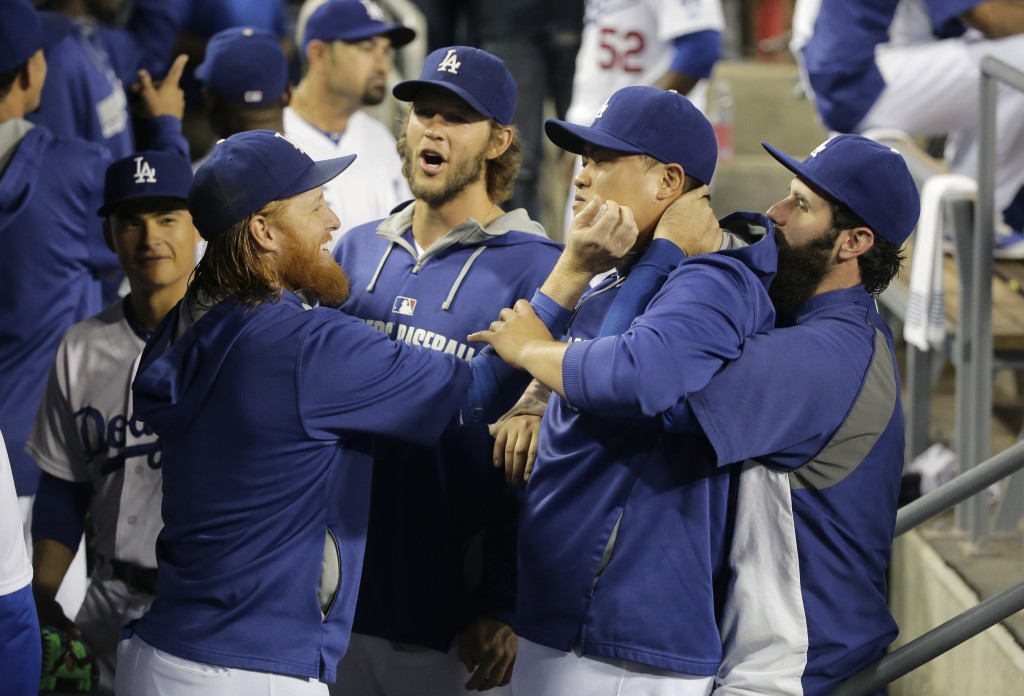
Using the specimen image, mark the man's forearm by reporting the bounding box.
[519,340,570,398]
[538,256,598,310]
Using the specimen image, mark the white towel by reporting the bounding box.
[904,174,977,350]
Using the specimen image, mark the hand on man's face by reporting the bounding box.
[652,185,721,256]
[564,196,639,275]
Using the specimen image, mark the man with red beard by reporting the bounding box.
[117,128,633,695]
[329,46,561,695]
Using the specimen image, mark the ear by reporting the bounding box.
[654,163,686,201]
[837,226,874,260]
[485,126,514,161]
[248,213,279,254]
[306,39,329,69]
[281,84,293,108]
[103,219,115,253]
[21,50,44,92]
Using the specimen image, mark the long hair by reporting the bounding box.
[396,113,522,203]
[189,200,286,307]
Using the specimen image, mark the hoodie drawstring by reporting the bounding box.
[366,241,395,293]
[441,247,486,311]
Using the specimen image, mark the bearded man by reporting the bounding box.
[328,45,561,696]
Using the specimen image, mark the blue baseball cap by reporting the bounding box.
[763,134,921,245]
[544,86,717,185]
[393,46,517,125]
[189,130,356,241]
[195,27,288,106]
[0,0,70,73]
[303,0,415,51]
[98,151,193,216]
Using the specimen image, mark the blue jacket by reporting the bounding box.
[516,231,778,675]
[131,291,474,681]
[334,207,562,650]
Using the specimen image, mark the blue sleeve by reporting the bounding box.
[299,312,472,445]
[674,318,874,469]
[462,290,575,424]
[135,115,190,157]
[30,472,91,552]
[598,239,685,336]
[670,30,722,79]
[562,257,775,418]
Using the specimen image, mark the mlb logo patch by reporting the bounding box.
[393,296,417,316]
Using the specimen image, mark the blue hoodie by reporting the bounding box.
[334,206,562,651]
[516,220,778,676]
[0,117,186,497]
[131,290,480,682]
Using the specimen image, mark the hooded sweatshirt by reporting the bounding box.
[130,290,477,682]
[516,222,779,676]
[334,206,562,650]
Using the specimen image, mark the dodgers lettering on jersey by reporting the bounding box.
[75,405,160,476]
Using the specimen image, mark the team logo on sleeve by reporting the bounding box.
[437,49,461,74]
[133,156,157,184]
[393,296,417,316]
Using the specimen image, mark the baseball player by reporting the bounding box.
[192,26,290,169]
[286,0,414,251]
[792,0,1024,257]
[478,134,920,696]
[28,151,200,696]
[468,85,769,696]
[0,429,40,696]
[330,46,561,695]
[114,128,636,695]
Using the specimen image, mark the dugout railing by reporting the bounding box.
[832,56,1024,695]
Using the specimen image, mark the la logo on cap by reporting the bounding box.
[359,0,386,21]
[133,156,157,184]
[809,139,830,158]
[595,99,610,119]
[274,131,307,154]
[437,49,461,74]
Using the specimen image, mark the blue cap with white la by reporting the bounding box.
[98,151,194,216]
[392,46,517,125]
[0,0,70,73]
[544,86,718,185]
[763,134,920,245]
[195,27,288,106]
[189,130,356,241]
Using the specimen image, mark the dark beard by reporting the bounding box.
[769,226,840,317]
[277,233,350,307]
[402,142,488,207]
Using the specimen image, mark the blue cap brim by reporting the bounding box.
[392,80,494,121]
[39,12,71,52]
[762,141,844,206]
[279,154,357,200]
[97,193,189,217]
[544,118,645,157]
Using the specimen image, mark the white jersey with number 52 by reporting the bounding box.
[566,0,725,125]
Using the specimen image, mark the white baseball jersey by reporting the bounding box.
[26,299,161,569]
[565,0,724,125]
[284,107,412,251]
[0,431,32,596]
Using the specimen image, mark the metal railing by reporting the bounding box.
[832,56,1024,695]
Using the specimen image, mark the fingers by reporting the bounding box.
[492,424,509,468]
[163,54,188,88]
[464,652,514,691]
[505,425,538,485]
[135,68,155,97]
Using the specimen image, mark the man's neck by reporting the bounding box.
[128,281,190,332]
[410,186,498,250]
[290,79,359,134]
